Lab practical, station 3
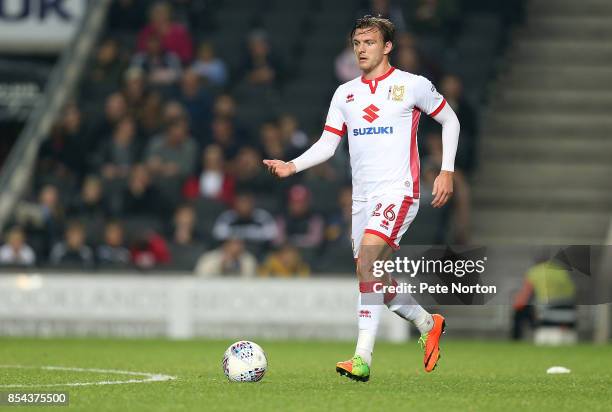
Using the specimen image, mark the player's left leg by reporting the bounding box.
[358,193,445,372]
[372,195,445,372]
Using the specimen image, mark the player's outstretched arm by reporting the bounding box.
[263,133,341,179]
[262,159,296,178]
[431,103,460,208]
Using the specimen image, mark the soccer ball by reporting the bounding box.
[222,341,267,382]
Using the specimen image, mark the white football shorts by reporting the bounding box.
[351,193,420,258]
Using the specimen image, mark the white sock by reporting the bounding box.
[355,328,377,366]
[355,284,384,366]
[384,278,434,335]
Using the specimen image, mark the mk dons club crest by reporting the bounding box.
[391,85,405,101]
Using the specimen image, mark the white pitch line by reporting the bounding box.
[0,365,176,388]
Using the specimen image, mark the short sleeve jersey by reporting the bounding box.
[322,66,446,200]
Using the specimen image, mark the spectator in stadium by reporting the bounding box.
[211,95,251,143]
[324,186,352,248]
[49,103,88,179]
[13,185,64,259]
[162,100,189,125]
[240,29,283,88]
[145,117,197,179]
[209,117,240,160]
[137,1,193,64]
[259,122,286,161]
[122,67,148,110]
[175,69,213,140]
[191,42,228,87]
[96,220,131,267]
[212,94,237,122]
[194,238,257,278]
[130,231,171,269]
[407,0,460,40]
[183,144,235,205]
[168,204,200,246]
[395,44,441,86]
[145,112,198,213]
[89,92,129,150]
[395,32,418,49]
[395,46,423,77]
[38,123,76,189]
[335,45,361,83]
[167,204,205,270]
[278,114,309,160]
[276,185,324,250]
[258,244,310,278]
[130,34,182,88]
[99,116,140,181]
[212,192,277,256]
[49,221,94,268]
[0,226,36,267]
[138,92,164,139]
[512,252,577,344]
[81,37,125,101]
[366,0,407,32]
[440,74,478,174]
[68,175,108,222]
[120,165,162,217]
[231,146,275,195]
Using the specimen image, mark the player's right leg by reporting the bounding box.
[336,200,392,382]
[336,212,394,381]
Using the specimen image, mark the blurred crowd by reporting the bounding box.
[0,0,520,275]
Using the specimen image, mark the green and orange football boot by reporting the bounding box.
[419,314,446,372]
[336,355,370,382]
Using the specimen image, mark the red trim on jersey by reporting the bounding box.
[361,66,395,83]
[364,229,399,250]
[361,66,395,94]
[410,109,422,198]
[429,99,447,117]
[390,196,413,243]
[324,124,346,137]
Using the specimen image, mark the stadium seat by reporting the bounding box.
[123,217,164,244]
[313,244,354,274]
[268,0,313,12]
[168,242,207,271]
[283,82,333,104]
[214,9,258,32]
[254,194,281,215]
[194,198,227,236]
[318,0,358,13]
[464,13,502,38]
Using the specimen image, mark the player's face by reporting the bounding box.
[352,27,392,72]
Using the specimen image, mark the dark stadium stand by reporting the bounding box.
[0,0,526,273]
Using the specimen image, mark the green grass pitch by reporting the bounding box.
[1,338,610,411]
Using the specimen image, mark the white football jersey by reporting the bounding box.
[323,66,446,200]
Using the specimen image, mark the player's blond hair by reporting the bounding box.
[350,15,395,44]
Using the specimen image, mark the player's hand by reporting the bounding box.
[431,170,453,208]
[263,159,296,178]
